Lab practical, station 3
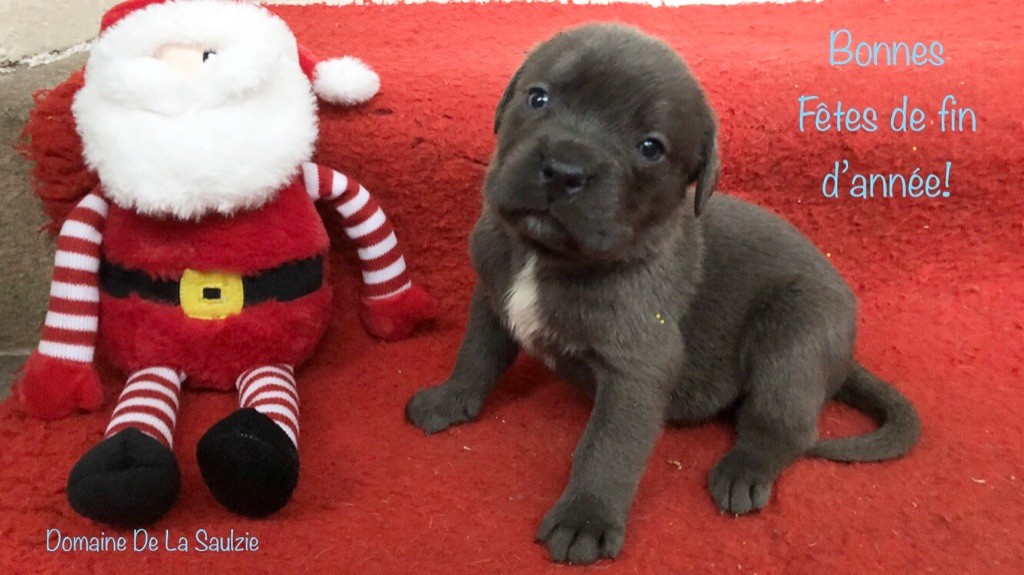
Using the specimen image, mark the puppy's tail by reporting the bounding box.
[807,363,920,462]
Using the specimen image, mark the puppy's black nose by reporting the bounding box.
[540,159,588,199]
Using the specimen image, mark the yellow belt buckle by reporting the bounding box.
[179,269,244,320]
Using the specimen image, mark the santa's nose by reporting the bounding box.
[154,43,209,77]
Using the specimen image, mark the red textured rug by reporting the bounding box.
[3,1,1023,573]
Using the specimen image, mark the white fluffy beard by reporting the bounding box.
[72,1,319,220]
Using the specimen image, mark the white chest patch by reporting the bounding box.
[504,254,546,353]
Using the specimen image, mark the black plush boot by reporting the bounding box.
[67,428,180,527]
[196,408,299,517]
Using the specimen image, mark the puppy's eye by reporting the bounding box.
[527,87,550,109]
[202,49,217,62]
[638,138,666,162]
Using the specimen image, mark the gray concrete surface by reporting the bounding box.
[0,1,113,66]
[0,54,88,354]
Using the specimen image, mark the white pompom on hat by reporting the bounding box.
[98,0,380,105]
[297,44,380,106]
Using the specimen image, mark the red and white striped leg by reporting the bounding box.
[196,365,300,517]
[237,365,299,447]
[68,367,184,526]
[105,367,184,449]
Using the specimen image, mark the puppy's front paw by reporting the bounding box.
[536,491,626,565]
[405,384,483,434]
[708,447,777,515]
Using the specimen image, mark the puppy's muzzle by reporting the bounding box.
[493,131,624,256]
[537,135,603,201]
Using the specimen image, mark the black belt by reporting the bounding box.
[100,256,324,307]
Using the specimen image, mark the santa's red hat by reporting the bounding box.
[97,0,379,105]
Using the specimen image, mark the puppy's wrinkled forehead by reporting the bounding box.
[521,24,700,132]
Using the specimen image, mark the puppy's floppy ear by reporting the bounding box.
[494,65,524,134]
[691,111,720,218]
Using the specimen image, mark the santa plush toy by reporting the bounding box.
[17,0,435,527]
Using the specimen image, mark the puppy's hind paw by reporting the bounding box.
[405,384,483,435]
[536,492,626,565]
[708,448,776,515]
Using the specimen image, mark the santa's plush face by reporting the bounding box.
[73,0,319,220]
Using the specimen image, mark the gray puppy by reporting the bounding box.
[406,23,920,565]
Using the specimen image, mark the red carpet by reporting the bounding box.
[3,1,1023,572]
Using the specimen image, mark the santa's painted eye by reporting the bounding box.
[202,50,217,62]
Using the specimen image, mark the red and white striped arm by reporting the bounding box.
[301,162,412,300]
[40,191,107,362]
[300,162,438,341]
[18,191,107,420]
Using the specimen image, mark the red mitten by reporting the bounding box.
[17,352,103,420]
[360,285,437,341]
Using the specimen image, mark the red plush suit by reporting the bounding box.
[99,178,332,390]
[16,0,436,527]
